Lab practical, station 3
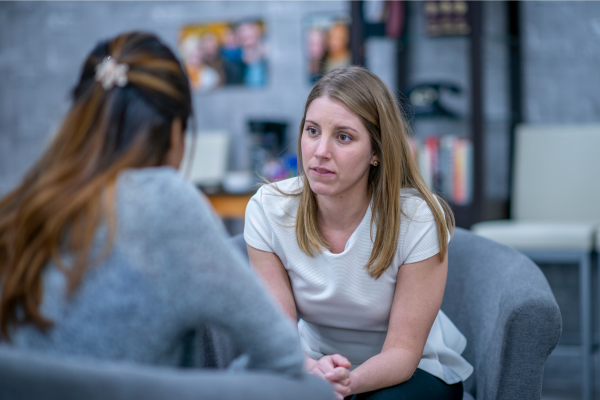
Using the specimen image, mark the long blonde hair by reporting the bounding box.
[294,66,454,279]
[0,32,192,340]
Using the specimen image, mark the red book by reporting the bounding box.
[424,136,439,189]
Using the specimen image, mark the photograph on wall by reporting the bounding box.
[304,14,352,84]
[178,20,267,92]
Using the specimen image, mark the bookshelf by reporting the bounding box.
[351,1,520,228]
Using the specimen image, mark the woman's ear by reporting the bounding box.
[371,153,380,166]
[163,118,185,168]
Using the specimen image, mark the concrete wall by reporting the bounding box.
[0,1,348,196]
[1,0,600,201]
[523,1,600,123]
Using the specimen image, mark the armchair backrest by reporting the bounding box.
[442,228,561,399]
[0,346,333,400]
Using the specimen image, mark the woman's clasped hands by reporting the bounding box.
[307,354,352,400]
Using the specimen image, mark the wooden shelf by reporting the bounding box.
[352,1,519,228]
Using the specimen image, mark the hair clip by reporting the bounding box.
[95,56,129,90]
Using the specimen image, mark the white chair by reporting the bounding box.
[472,123,600,400]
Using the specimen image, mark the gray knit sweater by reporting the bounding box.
[4,167,304,376]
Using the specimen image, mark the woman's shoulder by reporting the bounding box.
[400,187,430,218]
[115,166,215,229]
[398,188,441,235]
[245,177,302,235]
[397,188,448,264]
[117,166,207,206]
[253,177,302,211]
[117,166,193,192]
[257,177,303,197]
[117,166,192,192]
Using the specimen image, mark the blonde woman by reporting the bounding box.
[245,66,473,399]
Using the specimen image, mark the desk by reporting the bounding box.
[205,192,254,219]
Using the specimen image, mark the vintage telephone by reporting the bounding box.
[406,82,462,118]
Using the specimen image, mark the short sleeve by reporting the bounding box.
[244,189,274,253]
[401,199,447,264]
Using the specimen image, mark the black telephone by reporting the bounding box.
[406,83,462,118]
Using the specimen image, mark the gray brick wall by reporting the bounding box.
[523,1,600,123]
[0,1,348,196]
[1,1,600,201]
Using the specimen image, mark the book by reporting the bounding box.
[413,134,473,206]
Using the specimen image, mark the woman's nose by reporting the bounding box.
[314,136,331,159]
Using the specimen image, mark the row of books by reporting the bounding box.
[408,135,473,205]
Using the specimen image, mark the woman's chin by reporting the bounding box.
[308,180,336,197]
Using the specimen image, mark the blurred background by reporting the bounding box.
[0,1,599,399]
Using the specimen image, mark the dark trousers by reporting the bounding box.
[349,368,463,400]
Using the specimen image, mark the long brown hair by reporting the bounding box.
[294,66,454,279]
[0,32,192,340]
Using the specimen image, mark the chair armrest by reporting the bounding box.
[0,346,336,400]
[492,295,562,399]
[443,228,562,400]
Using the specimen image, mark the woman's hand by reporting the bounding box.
[308,354,352,400]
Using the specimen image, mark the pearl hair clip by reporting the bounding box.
[95,56,129,90]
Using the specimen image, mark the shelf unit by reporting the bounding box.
[351,1,521,228]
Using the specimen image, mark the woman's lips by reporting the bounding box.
[310,167,335,177]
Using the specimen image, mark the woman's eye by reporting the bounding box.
[339,134,351,142]
[307,128,318,135]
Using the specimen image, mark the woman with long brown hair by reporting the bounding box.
[245,66,473,399]
[0,32,304,375]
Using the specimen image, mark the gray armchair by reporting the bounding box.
[0,344,334,400]
[230,227,562,400]
[444,228,562,399]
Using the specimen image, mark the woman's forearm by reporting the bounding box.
[348,347,420,395]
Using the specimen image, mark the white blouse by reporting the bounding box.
[244,178,473,384]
